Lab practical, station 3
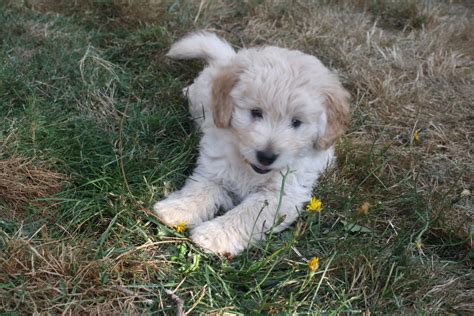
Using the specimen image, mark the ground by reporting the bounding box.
[0,0,472,314]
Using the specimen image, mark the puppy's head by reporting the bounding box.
[211,47,350,174]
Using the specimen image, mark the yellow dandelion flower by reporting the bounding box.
[415,239,423,250]
[307,197,322,212]
[174,222,187,234]
[308,256,319,272]
[357,202,370,215]
[413,131,421,142]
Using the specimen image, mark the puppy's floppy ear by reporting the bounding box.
[211,64,239,128]
[316,81,350,149]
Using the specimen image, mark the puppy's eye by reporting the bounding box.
[291,118,302,128]
[251,108,263,119]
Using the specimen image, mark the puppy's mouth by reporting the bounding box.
[250,163,272,174]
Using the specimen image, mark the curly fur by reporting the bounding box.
[154,31,350,255]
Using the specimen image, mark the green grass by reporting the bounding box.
[1,1,472,314]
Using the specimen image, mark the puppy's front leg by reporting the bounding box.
[191,191,305,255]
[153,177,231,227]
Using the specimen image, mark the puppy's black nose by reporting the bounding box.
[256,150,278,166]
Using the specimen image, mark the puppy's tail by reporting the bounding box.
[166,31,236,65]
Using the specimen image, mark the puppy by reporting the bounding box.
[153,31,349,255]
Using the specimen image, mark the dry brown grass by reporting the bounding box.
[0,156,67,217]
[0,227,181,314]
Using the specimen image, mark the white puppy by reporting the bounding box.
[153,31,349,255]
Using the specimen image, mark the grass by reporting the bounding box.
[0,0,472,314]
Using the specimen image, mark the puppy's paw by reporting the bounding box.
[190,221,246,256]
[153,199,202,227]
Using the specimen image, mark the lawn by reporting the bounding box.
[0,0,472,314]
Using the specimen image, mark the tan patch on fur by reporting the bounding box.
[211,65,239,128]
[317,84,350,149]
